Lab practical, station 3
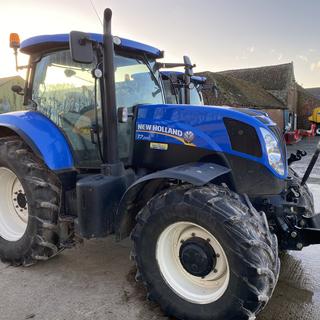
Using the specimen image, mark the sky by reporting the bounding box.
[1,0,320,88]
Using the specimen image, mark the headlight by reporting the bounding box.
[260,128,285,176]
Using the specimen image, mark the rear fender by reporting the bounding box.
[0,111,74,171]
[115,162,231,240]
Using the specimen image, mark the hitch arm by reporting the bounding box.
[301,141,320,185]
[296,227,320,246]
[296,214,320,246]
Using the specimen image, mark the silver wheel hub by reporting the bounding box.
[0,167,28,241]
[156,221,230,304]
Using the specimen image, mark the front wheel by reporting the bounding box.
[131,184,280,320]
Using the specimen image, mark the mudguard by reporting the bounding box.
[115,162,231,240]
[0,111,74,171]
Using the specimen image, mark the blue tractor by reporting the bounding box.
[1,8,319,320]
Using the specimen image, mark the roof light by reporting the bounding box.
[113,36,121,46]
[10,33,20,49]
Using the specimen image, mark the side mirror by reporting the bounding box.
[183,56,194,76]
[69,31,93,64]
[11,85,24,96]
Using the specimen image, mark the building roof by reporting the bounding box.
[0,76,24,87]
[20,33,163,58]
[306,87,320,100]
[197,71,286,109]
[218,63,294,91]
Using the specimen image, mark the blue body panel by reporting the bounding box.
[0,111,74,171]
[135,104,287,179]
[20,33,162,58]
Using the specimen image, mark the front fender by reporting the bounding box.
[0,111,74,171]
[115,162,231,240]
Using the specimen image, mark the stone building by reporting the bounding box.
[198,62,319,131]
[299,86,320,129]
[199,71,286,129]
[219,63,298,114]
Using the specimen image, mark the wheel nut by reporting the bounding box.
[206,238,211,242]
[300,220,306,227]
[296,243,303,250]
[216,253,220,258]
[191,233,195,237]
[214,269,218,273]
[291,231,298,238]
[180,240,184,244]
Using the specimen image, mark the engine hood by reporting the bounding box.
[135,104,286,179]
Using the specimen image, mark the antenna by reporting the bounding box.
[89,0,103,26]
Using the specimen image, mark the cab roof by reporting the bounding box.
[20,33,163,58]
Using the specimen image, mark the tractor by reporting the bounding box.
[1,8,320,320]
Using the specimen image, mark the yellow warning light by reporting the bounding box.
[10,33,20,49]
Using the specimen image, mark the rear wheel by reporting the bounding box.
[0,136,62,266]
[132,184,280,320]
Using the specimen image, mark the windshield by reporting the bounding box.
[32,49,163,167]
[114,55,163,108]
[180,84,203,105]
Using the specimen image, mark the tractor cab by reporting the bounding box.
[19,33,164,168]
[161,71,205,105]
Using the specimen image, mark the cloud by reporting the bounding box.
[278,53,283,61]
[236,55,248,60]
[309,48,316,53]
[310,61,320,71]
[297,55,308,62]
[247,45,255,53]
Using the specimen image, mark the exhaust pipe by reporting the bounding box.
[102,8,119,166]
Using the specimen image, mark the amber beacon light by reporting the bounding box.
[10,33,20,49]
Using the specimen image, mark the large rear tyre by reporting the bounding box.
[0,136,62,266]
[131,184,280,320]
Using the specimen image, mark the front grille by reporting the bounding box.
[224,118,262,157]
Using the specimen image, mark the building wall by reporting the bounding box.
[287,83,298,114]
[297,94,320,129]
[0,78,25,113]
[261,109,284,131]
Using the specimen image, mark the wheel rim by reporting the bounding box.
[156,221,230,304]
[0,167,28,241]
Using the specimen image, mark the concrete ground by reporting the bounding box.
[0,138,319,320]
